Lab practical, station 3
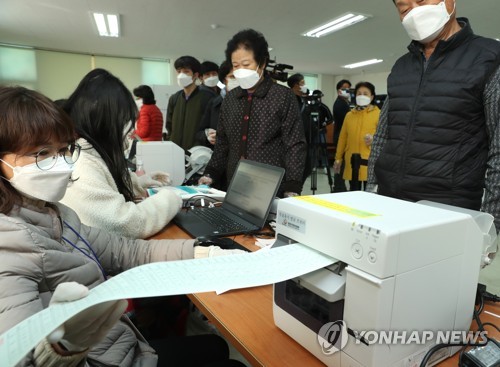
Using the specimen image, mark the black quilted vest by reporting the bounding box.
[375,18,500,210]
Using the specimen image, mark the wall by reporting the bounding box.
[36,51,91,100]
[0,45,170,101]
[0,45,391,112]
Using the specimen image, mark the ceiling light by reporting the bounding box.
[343,59,383,69]
[303,13,369,38]
[93,13,120,37]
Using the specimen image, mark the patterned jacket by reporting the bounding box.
[204,77,307,196]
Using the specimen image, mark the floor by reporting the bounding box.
[302,170,500,295]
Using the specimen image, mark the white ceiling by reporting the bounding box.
[0,0,499,76]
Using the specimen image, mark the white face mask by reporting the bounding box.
[402,1,455,44]
[339,89,350,99]
[135,98,143,109]
[300,85,308,94]
[356,95,372,107]
[203,76,219,88]
[177,73,194,88]
[233,65,262,90]
[226,77,240,92]
[1,158,74,202]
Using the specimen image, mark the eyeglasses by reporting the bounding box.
[31,143,81,171]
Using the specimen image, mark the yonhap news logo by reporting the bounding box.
[317,320,489,355]
[317,320,349,355]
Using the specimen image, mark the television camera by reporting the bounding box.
[266,59,293,82]
[303,90,324,108]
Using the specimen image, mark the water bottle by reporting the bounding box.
[135,159,146,176]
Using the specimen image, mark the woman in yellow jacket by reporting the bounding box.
[334,81,380,191]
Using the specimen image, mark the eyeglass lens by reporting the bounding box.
[35,144,81,170]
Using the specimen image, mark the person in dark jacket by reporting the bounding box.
[199,61,221,96]
[332,79,351,192]
[368,0,500,231]
[166,56,214,150]
[199,29,307,197]
[196,61,233,148]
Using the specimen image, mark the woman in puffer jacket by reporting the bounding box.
[0,86,245,366]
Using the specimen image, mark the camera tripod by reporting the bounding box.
[306,106,334,194]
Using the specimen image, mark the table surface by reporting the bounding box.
[153,223,500,367]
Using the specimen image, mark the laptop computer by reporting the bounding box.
[173,159,285,238]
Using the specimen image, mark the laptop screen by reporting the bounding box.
[223,160,285,222]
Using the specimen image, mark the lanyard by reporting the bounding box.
[62,220,107,280]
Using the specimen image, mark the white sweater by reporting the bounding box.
[61,139,182,239]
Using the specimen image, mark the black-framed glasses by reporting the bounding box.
[33,143,81,171]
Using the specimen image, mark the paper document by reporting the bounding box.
[0,243,334,366]
[148,185,226,201]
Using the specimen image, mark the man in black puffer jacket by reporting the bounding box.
[368,0,500,231]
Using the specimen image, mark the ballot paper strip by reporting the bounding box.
[0,244,334,367]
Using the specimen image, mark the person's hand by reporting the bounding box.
[198,175,213,186]
[149,171,172,186]
[194,246,247,258]
[364,134,373,146]
[283,192,299,198]
[137,172,169,188]
[205,128,217,145]
[47,282,127,352]
[333,160,342,174]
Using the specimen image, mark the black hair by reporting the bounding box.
[0,86,75,213]
[133,85,156,105]
[354,81,376,104]
[174,56,201,74]
[336,79,352,90]
[53,98,68,107]
[287,73,304,88]
[200,61,219,76]
[312,89,324,97]
[64,68,136,202]
[225,29,270,69]
[218,61,232,83]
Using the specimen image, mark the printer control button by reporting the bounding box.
[351,243,363,259]
[368,251,377,263]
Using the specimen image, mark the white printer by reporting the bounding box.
[273,191,496,367]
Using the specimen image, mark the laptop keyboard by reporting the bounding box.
[191,208,252,233]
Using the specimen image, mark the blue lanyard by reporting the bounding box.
[62,220,107,280]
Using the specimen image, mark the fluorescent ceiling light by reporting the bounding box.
[303,13,369,38]
[343,59,383,69]
[93,13,120,37]
[0,43,34,49]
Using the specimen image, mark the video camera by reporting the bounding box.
[266,59,293,82]
[303,90,324,106]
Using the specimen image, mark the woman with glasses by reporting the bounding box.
[0,86,245,366]
[60,69,181,239]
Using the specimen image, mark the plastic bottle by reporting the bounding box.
[135,159,146,176]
